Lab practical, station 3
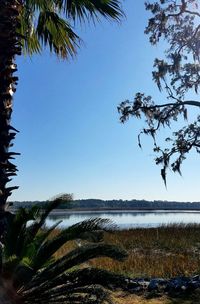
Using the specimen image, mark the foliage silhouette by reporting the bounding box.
[0,195,127,303]
[118,0,200,184]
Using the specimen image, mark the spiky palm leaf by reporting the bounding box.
[1,197,127,303]
[19,0,123,58]
[3,205,41,257]
[23,267,128,297]
[25,194,73,241]
[31,217,116,271]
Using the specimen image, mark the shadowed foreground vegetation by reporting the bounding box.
[1,201,128,304]
[53,223,200,278]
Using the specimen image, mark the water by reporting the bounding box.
[46,210,200,229]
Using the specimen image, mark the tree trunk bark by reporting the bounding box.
[0,2,23,303]
[0,0,22,238]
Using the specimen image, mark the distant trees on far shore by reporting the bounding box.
[11,199,200,210]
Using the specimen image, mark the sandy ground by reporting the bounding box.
[111,290,200,304]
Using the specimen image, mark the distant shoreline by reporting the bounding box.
[28,208,200,214]
[11,207,200,213]
[11,199,200,213]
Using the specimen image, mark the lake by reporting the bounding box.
[46,210,200,229]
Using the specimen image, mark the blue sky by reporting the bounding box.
[11,0,200,202]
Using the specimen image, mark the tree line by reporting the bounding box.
[11,198,200,210]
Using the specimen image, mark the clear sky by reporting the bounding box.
[11,0,200,202]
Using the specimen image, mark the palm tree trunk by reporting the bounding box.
[0,0,22,238]
[0,3,22,300]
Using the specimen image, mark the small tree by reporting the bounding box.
[118,0,200,184]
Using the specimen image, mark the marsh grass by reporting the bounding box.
[51,223,200,278]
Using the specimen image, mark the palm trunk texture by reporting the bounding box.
[0,0,22,238]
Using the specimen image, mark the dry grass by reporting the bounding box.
[89,223,200,278]
[51,223,200,278]
[50,223,200,303]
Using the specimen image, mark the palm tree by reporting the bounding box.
[0,197,127,304]
[0,0,123,231]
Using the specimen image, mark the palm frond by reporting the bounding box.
[13,263,34,289]
[31,218,115,270]
[57,0,124,23]
[26,194,72,241]
[18,5,41,55]
[36,11,80,58]
[24,243,127,290]
[23,267,128,298]
[25,0,55,11]
[2,197,127,304]
[22,221,62,266]
[41,193,73,222]
[24,284,110,304]
[18,0,124,57]
[4,206,40,257]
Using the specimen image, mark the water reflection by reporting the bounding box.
[46,210,200,229]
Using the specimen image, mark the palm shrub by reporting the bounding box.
[0,196,127,303]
